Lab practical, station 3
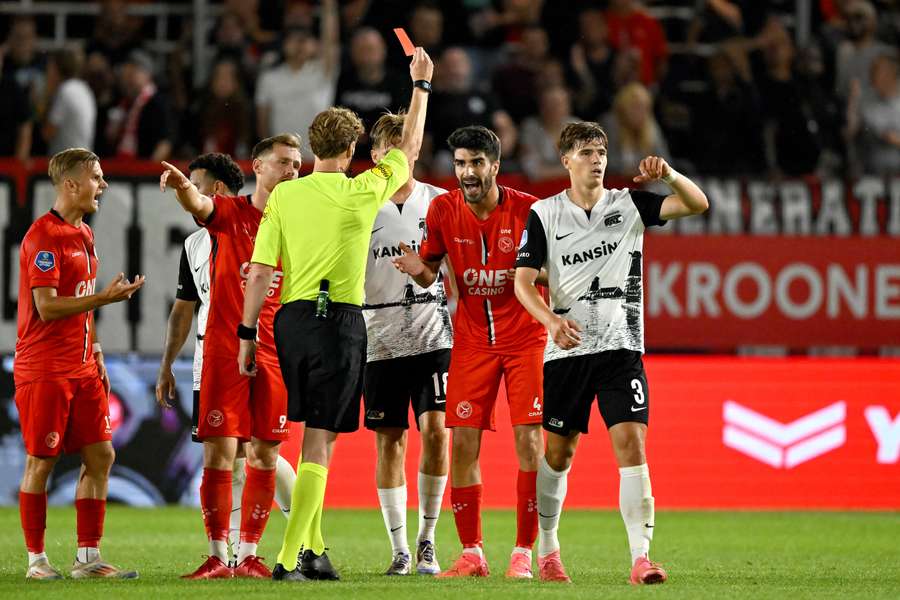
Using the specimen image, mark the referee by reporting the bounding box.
[238,47,434,582]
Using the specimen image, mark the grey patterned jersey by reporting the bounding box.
[516,188,666,362]
[363,180,453,362]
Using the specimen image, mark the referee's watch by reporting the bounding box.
[237,323,257,341]
[413,79,432,94]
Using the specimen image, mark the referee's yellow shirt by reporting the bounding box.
[252,148,410,305]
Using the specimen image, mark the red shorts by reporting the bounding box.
[15,376,110,456]
[197,353,290,442]
[445,348,544,430]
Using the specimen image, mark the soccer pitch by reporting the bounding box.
[0,507,897,598]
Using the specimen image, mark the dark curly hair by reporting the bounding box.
[188,152,244,195]
[447,126,501,162]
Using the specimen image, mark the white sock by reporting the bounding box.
[237,542,258,564]
[76,547,100,564]
[28,551,48,566]
[378,485,409,556]
[274,454,296,518]
[417,472,447,544]
[512,546,533,561]
[462,545,483,558]
[537,457,570,558]
[210,539,229,563]
[619,463,654,565]
[229,458,246,559]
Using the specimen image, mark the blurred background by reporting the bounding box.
[0,0,898,510]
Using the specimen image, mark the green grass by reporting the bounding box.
[1,507,898,598]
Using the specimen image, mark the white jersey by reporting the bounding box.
[363,180,453,362]
[516,188,667,363]
[179,229,211,390]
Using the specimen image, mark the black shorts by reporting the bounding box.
[274,300,366,433]
[542,349,649,435]
[191,389,200,443]
[364,349,450,430]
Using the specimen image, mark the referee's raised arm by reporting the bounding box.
[397,47,434,164]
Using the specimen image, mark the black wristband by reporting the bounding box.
[236,323,257,340]
[413,79,432,94]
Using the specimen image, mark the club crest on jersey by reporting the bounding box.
[207,410,224,428]
[370,163,393,179]
[45,431,60,449]
[35,251,55,272]
[456,401,473,419]
[498,236,514,253]
[604,212,624,227]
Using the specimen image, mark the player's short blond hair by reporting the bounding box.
[308,107,365,159]
[557,122,608,156]
[48,148,99,186]
[370,111,406,151]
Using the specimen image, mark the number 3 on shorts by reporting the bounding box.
[631,379,645,405]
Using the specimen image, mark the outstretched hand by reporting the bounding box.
[100,273,145,304]
[160,161,192,193]
[633,156,672,184]
[393,242,426,276]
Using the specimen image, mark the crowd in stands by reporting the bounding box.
[0,0,899,180]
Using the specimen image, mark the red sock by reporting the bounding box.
[240,466,276,544]
[200,468,232,541]
[75,498,106,548]
[19,491,47,553]
[516,470,538,548]
[451,484,483,548]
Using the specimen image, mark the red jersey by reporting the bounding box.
[15,210,99,384]
[605,10,668,85]
[420,187,547,354]
[202,194,281,365]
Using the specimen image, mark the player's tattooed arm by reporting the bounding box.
[160,161,214,221]
[514,266,581,350]
[633,156,709,220]
[32,273,145,321]
[393,242,441,288]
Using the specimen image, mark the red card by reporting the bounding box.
[393,28,415,56]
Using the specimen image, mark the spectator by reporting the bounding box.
[0,48,32,160]
[2,16,44,99]
[255,0,339,159]
[212,10,262,88]
[854,53,900,174]
[107,50,173,160]
[426,47,517,174]
[687,0,772,44]
[335,28,409,158]
[604,0,669,87]
[194,58,253,158]
[602,82,670,178]
[567,8,619,119]
[758,28,830,176]
[409,1,446,55]
[42,48,97,156]
[835,1,890,100]
[491,25,551,123]
[84,52,117,157]
[519,86,578,181]
[86,0,143,67]
[691,45,766,175]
